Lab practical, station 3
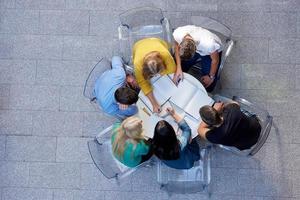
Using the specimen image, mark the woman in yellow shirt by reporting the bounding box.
[133,37,182,113]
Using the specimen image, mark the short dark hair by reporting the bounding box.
[114,87,138,105]
[152,120,180,160]
[199,105,223,127]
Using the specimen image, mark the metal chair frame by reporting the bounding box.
[188,16,235,84]
[118,6,172,67]
[157,146,212,196]
[88,125,155,181]
[212,94,273,156]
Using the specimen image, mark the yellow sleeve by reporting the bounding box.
[134,64,153,95]
[162,52,176,74]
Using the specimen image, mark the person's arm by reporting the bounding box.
[167,107,191,149]
[167,107,182,123]
[209,51,219,78]
[200,51,219,88]
[146,92,161,113]
[197,121,209,140]
[134,65,161,112]
[173,42,183,84]
[177,119,191,150]
[111,56,124,69]
[162,51,177,76]
[116,104,138,117]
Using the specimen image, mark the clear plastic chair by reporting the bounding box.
[83,58,111,103]
[87,125,154,181]
[157,146,212,196]
[212,94,273,156]
[118,6,172,66]
[189,16,235,85]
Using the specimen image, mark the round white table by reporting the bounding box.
[135,72,213,139]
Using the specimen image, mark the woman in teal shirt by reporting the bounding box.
[111,116,151,167]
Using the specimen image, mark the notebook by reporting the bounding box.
[138,75,177,112]
[169,78,214,120]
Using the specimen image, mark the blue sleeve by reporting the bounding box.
[116,105,138,117]
[177,119,191,150]
[111,56,124,70]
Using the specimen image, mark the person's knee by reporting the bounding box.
[205,80,217,93]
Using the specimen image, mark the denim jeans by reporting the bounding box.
[181,52,222,93]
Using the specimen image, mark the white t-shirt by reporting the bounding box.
[173,25,223,56]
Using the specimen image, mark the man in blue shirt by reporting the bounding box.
[94,56,139,119]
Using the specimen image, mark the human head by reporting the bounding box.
[125,74,138,90]
[121,116,144,139]
[199,105,223,127]
[114,87,138,105]
[142,51,166,80]
[152,120,180,160]
[112,116,144,157]
[179,37,196,60]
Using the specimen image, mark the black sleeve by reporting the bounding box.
[224,103,240,111]
[205,129,223,144]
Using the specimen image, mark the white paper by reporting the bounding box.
[170,79,198,109]
[136,100,161,138]
[152,75,177,106]
[139,75,177,112]
[184,90,214,120]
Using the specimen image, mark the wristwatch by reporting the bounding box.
[209,74,215,80]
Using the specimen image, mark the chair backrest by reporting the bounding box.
[157,146,212,195]
[88,125,153,180]
[119,6,164,28]
[83,58,111,102]
[190,16,234,80]
[118,7,172,65]
[232,96,273,156]
[212,94,273,156]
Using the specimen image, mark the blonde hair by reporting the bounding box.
[142,51,166,80]
[179,38,196,60]
[112,116,145,158]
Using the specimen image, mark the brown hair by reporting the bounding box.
[142,51,166,80]
[199,105,223,127]
[179,38,196,60]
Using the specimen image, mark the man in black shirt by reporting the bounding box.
[197,102,261,150]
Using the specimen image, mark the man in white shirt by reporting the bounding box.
[172,25,223,92]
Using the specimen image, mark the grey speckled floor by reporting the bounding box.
[0,0,300,199]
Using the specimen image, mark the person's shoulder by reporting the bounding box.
[155,38,169,49]
[160,47,173,58]
[111,122,121,138]
[112,122,121,131]
[204,128,217,142]
[176,25,196,30]
[102,66,125,80]
[173,25,195,39]
[225,102,240,110]
[224,103,242,117]
[135,140,150,153]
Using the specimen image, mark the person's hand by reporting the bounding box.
[126,74,139,89]
[153,103,161,113]
[173,67,183,85]
[200,75,214,88]
[166,107,175,116]
[118,103,129,110]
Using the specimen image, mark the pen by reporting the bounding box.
[176,78,181,86]
[142,107,151,116]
